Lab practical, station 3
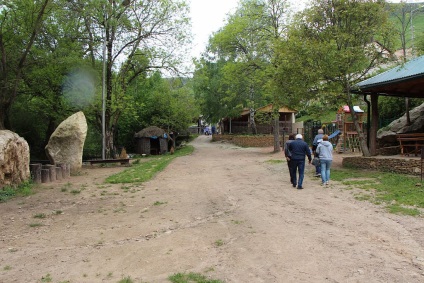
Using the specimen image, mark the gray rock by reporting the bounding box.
[45,111,87,174]
[377,103,424,146]
[0,130,30,187]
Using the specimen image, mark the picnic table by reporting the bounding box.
[396,133,424,156]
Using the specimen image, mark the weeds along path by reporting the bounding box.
[0,135,423,283]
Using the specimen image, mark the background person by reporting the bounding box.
[284,133,296,186]
[312,129,324,177]
[288,134,312,190]
[316,134,333,186]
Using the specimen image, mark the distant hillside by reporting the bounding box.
[388,2,424,51]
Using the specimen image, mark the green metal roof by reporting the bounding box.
[354,55,424,98]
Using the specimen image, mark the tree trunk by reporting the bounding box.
[249,108,257,134]
[273,117,280,152]
[347,91,370,157]
[0,102,9,130]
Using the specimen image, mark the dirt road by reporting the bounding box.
[1,135,424,282]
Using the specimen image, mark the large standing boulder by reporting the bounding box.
[377,103,424,146]
[45,111,87,174]
[0,130,30,188]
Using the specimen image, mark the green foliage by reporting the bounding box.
[105,145,194,184]
[388,3,424,53]
[0,181,33,203]
[332,169,424,215]
[200,0,289,124]
[3,0,194,161]
[168,272,223,283]
[117,73,199,152]
[117,276,134,283]
[378,96,422,123]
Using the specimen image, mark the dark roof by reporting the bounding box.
[134,126,166,138]
[353,55,424,98]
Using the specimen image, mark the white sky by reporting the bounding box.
[189,0,423,61]
[189,0,239,59]
[188,0,315,60]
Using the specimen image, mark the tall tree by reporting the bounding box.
[293,0,395,156]
[192,57,236,126]
[261,0,290,152]
[0,0,51,130]
[208,0,272,134]
[67,0,191,157]
[390,2,414,125]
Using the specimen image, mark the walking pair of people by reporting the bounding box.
[284,132,333,188]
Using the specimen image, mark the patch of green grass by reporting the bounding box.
[29,223,43,228]
[3,265,11,271]
[33,213,46,219]
[0,181,33,203]
[214,239,224,247]
[132,158,141,165]
[60,182,72,192]
[70,189,81,195]
[332,168,423,216]
[106,145,194,184]
[153,201,167,206]
[168,272,223,283]
[353,193,373,201]
[387,205,421,216]
[41,273,52,282]
[118,276,134,283]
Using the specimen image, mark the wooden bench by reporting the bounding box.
[396,133,424,156]
[87,158,130,166]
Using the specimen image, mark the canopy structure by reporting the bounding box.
[354,55,424,98]
[353,55,424,155]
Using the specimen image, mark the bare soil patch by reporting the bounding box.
[1,135,424,282]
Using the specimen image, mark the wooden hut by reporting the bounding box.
[134,126,168,155]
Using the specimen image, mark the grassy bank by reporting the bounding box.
[332,168,424,216]
[105,145,194,184]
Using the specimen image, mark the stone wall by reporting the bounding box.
[212,134,285,148]
[342,156,422,176]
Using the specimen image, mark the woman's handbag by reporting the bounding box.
[312,157,320,166]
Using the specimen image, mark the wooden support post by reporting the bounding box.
[41,169,50,183]
[65,164,71,177]
[42,164,56,182]
[57,163,67,179]
[30,163,42,184]
[55,167,62,181]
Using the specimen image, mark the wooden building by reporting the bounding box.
[221,104,296,134]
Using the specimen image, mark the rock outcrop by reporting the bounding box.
[45,111,87,174]
[0,130,30,188]
[377,103,424,147]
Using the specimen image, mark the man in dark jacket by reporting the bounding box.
[284,133,296,185]
[288,134,312,189]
